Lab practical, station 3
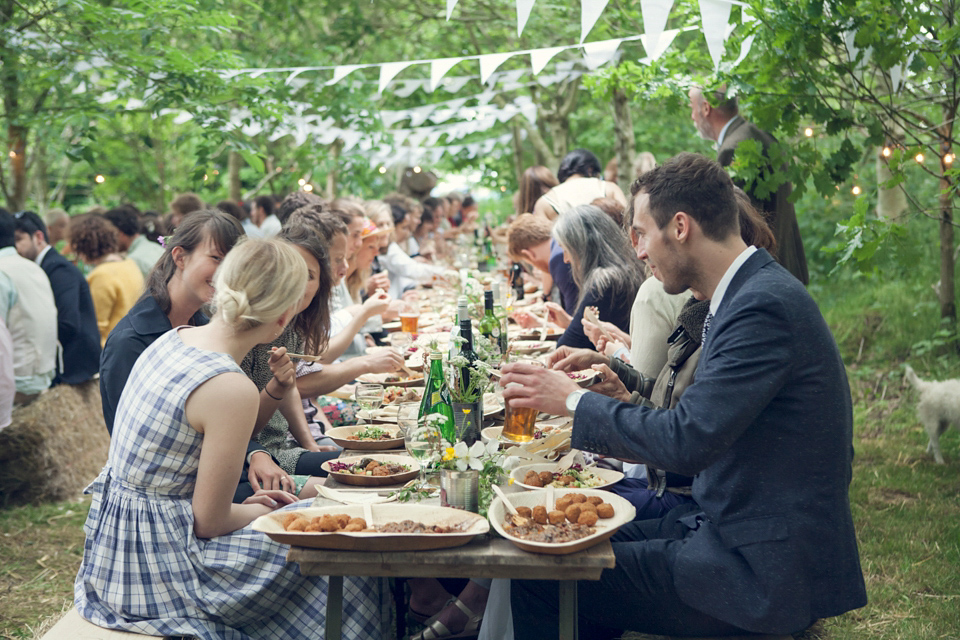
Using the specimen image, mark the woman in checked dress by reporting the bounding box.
[75,237,383,640]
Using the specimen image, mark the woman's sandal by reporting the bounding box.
[410,597,483,640]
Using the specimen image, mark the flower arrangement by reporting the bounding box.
[437,438,505,516]
[446,333,499,404]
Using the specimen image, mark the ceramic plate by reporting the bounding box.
[356,371,425,387]
[489,488,634,555]
[510,463,624,491]
[510,340,553,355]
[326,425,404,451]
[253,504,489,551]
[321,454,420,487]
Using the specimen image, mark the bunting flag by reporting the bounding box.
[530,45,567,74]
[479,52,517,84]
[446,0,458,20]
[639,28,679,61]
[379,60,417,94]
[582,38,621,70]
[516,0,536,37]
[326,64,364,86]
[639,0,674,61]
[699,0,732,70]
[581,0,610,43]
[430,57,466,91]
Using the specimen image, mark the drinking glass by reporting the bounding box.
[501,358,543,443]
[389,331,413,354]
[354,383,384,419]
[398,403,438,484]
[399,303,420,334]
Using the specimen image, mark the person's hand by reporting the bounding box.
[603,322,631,347]
[361,289,391,319]
[596,336,628,358]
[509,311,540,329]
[500,362,579,416]
[242,488,298,510]
[546,346,606,372]
[544,301,571,329]
[362,349,403,374]
[581,318,604,349]
[268,347,296,391]
[401,290,421,303]
[247,451,296,493]
[365,272,390,297]
[588,363,631,402]
[305,443,339,453]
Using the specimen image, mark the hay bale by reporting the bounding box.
[0,380,109,506]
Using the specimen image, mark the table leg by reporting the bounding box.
[327,574,343,640]
[558,580,578,640]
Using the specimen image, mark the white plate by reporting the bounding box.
[510,340,553,355]
[489,488,634,555]
[356,372,425,387]
[510,463,624,491]
[326,425,404,450]
[254,504,488,551]
[322,454,420,487]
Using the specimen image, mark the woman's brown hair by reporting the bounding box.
[515,166,559,214]
[734,188,777,257]
[69,215,118,261]
[279,221,333,356]
[142,209,244,314]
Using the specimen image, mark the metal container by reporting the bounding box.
[440,469,480,512]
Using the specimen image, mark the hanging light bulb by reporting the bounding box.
[303,184,313,192]
[413,166,422,174]
[95,174,105,184]
[298,178,306,186]
[915,153,925,164]
[378,166,387,174]
[944,153,954,165]
[804,127,814,137]
[881,146,892,158]
[851,185,861,195]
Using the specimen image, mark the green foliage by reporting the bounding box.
[822,196,907,275]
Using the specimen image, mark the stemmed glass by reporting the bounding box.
[354,383,384,421]
[398,403,439,485]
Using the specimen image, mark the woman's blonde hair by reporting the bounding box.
[212,238,307,331]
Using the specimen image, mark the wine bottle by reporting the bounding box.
[448,295,469,361]
[511,262,525,301]
[418,352,456,444]
[454,316,481,445]
[491,280,509,358]
[478,290,501,358]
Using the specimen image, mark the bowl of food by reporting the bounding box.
[321,454,420,486]
[356,371,425,387]
[510,462,623,491]
[489,488,635,555]
[565,369,598,387]
[326,425,404,450]
[510,340,553,356]
[253,504,489,551]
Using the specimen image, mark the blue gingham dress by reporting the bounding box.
[75,329,383,639]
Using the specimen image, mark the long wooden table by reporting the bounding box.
[288,534,615,640]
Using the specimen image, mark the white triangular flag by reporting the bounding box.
[430,57,465,92]
[446,0,457,20]
[379,61,418,94]
[733,34,756,67]
[516,0,536,36]
[381,110,411,127]
[530,46,564,76]
[699,0,732,70]
[639,0,673,61]
[479,52,516,84]
[394,80,424,98]
[581,0,610,43]
[284,67,312,85]
[582,38,622,70]
[440,76,472,93]
[639,28,678,60]
[326,64,363,86]
[409,104,436,127]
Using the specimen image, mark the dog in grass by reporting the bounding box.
[904,365,960,464]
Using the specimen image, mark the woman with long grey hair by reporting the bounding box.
[550,204,644,350]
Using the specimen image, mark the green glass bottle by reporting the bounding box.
[418,352,456,443]
[478,290,501,358]
[492,278,509,358]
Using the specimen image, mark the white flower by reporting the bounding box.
[452,439,496,471]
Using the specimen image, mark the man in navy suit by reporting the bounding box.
[500,153,866,639]
[14,211,100,385]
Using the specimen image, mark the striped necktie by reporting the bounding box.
[701,312,714,345]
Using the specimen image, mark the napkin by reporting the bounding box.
[314,485,397,505]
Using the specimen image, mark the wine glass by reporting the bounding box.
[398,403,438,485]
[354,383,384,420]
[389,331,413,355]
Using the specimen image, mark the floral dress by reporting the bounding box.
[75,328,383,639]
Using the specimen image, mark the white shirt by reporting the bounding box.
[716,115,741,148]
[34,245,52,267]
[258,214,282,238]
[709,245,757,317]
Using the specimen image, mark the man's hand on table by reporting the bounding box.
[362,349,404,373]
[547,346,606,372]
[248,451,296,493]
[588,363,631,402]
[500,361,579,417]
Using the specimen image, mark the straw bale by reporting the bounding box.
[0,380,109,506]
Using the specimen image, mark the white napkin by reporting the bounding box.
[315,485,397,505]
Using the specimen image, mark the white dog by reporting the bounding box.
[904,365,960,464]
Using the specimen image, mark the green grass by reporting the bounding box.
[2,267,959,639]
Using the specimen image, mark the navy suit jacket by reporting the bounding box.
[573,250,866,633]
[40,248,100,385]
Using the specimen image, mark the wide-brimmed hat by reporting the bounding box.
[360,217,390,239]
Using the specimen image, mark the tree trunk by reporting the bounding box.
[939,158,956,323]
[612,87,635,194]
[228,150,242,202]
[325,138,343,200]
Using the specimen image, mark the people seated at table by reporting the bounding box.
[500,152,866,639]
[533,149,628,220]
[506,213,578,316]
[13,211,100,386]
[76,237,385,640]
[380,200,447,299]
[548,205,644,350]
[103,205,165,278]
[0,210,58,404]
[515,165,558,215]
[68,214,144,346]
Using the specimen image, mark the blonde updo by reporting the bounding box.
[212,237,307,331]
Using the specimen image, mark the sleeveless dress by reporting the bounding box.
[75,328,383,640]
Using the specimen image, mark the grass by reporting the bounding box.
[1,269,959,640]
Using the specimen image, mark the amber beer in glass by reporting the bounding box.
[400,312,419,334]
[502,397,538,443]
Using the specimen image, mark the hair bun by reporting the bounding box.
[217,287,253,325]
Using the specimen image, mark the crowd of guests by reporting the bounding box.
[0,88,865,640]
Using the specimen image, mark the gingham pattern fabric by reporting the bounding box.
[75,329,383,640]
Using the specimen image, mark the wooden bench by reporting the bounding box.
[41,609,163,639]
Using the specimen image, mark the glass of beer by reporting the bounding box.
[501,358,544,443]
[399,303,420,334]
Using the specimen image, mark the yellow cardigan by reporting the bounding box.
[87,259,145,346]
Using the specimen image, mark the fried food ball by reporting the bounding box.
[579,501,597,513]
[565,504,582,523]
[516,506,533,518]
[555,496,573,512]
[586,496,604,506]
[557,474,574,486]
[372,465,391,476]
[578,510,599,526]
[596,503,615,519]
[343,523,364,532]
[281,513,302,528]
[319,515,340,532]
[365,460,381,472]
[349,517,367,529]
[335,514,351,528]
[286,518,308,532]
[571,493,587,503]
[304,521,324,532]
[524,471,543,487]
[532,505,549,525]
[538,471,554,486]
[548,510,566,525]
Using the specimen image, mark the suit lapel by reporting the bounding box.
[713,249,774,321]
